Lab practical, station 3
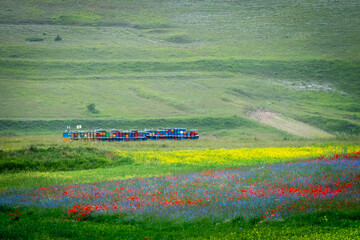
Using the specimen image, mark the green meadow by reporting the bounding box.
[1,0,360,239]
[0,0,359,138]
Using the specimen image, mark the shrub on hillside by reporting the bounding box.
[87,103,99,114]
[25,37,44,42]
[54,35,62,41]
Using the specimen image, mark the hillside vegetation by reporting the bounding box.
[0,0,359,137]
[2,2,360,239]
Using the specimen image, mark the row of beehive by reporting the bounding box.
[62,128,199,141]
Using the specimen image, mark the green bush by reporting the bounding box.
[54,34,62,41]
[87,103,99,114]
[25,37,44,42]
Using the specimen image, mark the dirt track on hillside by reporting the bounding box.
[249,109,333,138]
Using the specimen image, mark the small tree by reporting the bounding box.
[87,103,99,114]
[54,35,62,41]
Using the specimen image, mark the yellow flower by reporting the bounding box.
[115,145,360,166]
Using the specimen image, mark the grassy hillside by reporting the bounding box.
[0,0,359,136]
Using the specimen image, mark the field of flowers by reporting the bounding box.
[113,145,360,166]
[1,145,360,239]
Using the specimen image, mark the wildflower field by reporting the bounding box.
[1,145,360,239]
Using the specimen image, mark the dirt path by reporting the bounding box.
[249,109,334,138]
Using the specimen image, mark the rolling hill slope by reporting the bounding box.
[0,0,359,137]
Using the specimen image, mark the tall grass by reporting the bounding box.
[0,145,133,173]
